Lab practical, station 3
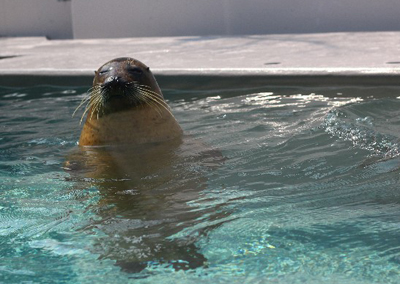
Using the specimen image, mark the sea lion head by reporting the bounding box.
[75,57,167,122]
[76,57,182,146]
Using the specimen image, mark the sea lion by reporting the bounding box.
[76,57,182,146]
[69,57,228,273]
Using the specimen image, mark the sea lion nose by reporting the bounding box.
[104,76,121,86]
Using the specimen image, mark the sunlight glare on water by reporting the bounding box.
[1,86,400,283]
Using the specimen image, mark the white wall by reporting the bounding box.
[71,0,400,39]
[0,0,72,39]
[1,0,400,39]
[71,0,229,38]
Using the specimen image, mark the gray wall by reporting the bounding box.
[0,0,72,39]
[1,0,400,39]
[71,0,400,38]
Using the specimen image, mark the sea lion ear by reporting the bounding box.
[94,70,98,75]
[146,67,150,71]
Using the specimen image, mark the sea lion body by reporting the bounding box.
[78,57,182,146]
[70,57,225,272]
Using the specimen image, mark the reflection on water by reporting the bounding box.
[2,86,400,283]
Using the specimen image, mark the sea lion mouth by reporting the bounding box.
[101,76,128,93]
[101,77,133,102]
[74,81,172,123]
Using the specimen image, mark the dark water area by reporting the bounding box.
[2,85,400,283]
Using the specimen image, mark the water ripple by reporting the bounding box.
[3,87,400,283]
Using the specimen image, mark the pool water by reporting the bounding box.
[2,85,400,283]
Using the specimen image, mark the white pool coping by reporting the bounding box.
[1,32,400,87]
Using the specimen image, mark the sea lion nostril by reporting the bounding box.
[104,76,122,87]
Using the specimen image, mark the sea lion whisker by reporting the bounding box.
[135,86,162,97]
[142,95,164,117]
[142,90,170,108]
[133,85,168,101]
[135,85,160,95]
[80,95,102,123]
[131,89,163,116]
[135,89,163,105]
[74,87,103,123]
[73,90,94,118]
[80,104,91,124]
[88,92,104,121]
[73,98,89,118]
[127,84,172,116]
[133,86,164,101]
[142,92,174,117]
[146,94,169,111]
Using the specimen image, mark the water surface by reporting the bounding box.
[2,86,400,283]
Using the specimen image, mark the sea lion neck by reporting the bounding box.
[79,107,183,146]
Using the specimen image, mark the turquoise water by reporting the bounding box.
[2,85,400,283]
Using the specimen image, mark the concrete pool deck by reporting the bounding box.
[1,31,400,88]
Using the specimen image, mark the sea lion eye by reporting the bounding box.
[99,66,112,75]
[128,67,143,75]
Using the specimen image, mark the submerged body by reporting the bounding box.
[71,57,225,272]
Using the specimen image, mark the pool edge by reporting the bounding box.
[1,71,400,88]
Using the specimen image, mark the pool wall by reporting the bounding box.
[1,33,400,89]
